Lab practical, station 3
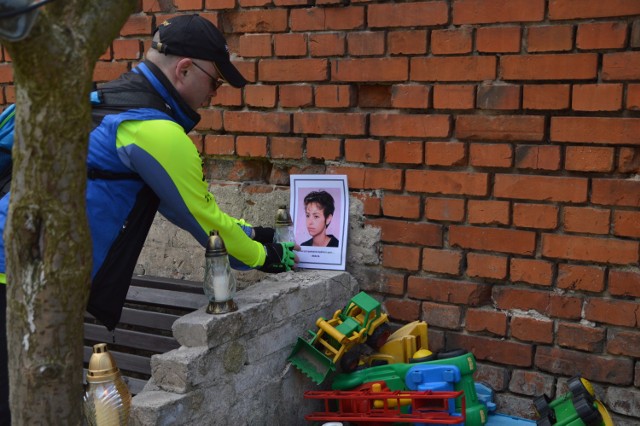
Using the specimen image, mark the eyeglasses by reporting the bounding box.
[192,61,224,91]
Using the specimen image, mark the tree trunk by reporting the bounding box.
[2,2,136,424]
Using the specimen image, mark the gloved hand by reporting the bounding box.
[252,226,275,244]
[259,242,296,273]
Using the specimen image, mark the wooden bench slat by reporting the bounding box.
[130,275,204,294]
[125,286,208,310]
[84,323,180,353]
[118,307,179,331]
[84,346,151,376]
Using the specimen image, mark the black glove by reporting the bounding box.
[253,226,275,244]
[259,242,296,273]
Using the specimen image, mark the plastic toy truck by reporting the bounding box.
[288,291,390,384]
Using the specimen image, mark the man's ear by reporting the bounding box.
[175,57,193,81]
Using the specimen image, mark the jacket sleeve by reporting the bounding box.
[114,119,266,268]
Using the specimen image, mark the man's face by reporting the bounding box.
[180,59,222,110]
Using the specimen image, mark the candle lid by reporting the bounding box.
[206,230,227,257]
[275,205,292,226]
[86,343,120,382]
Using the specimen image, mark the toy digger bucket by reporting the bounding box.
[288,337,336,385]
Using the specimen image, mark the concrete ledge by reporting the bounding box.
[130,270,359,425]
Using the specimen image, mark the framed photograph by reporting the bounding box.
[290,174,349,270]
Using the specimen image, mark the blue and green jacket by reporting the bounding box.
[0,60,265,329]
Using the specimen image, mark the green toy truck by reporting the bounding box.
[288,291,391,384]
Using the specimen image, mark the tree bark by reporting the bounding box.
[2,1,136,424]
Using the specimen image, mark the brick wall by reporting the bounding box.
[2,0,640,422]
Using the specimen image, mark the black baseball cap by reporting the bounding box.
[152,14,248,88]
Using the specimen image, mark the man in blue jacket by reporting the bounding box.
[0,14,298,424]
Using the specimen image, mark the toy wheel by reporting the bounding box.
[340,350,362,373]
[436,348,467,359]
[366,323,391,350]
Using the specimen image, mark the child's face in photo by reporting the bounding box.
[305,202,331,238]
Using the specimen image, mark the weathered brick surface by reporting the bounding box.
[8,1,640,422]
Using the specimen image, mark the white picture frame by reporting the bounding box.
[290,174,349,270]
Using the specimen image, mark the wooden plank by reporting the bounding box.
[118,307,179,331]
[84,323,179,353]
[130,275,204,294]
[125,286,208,310]
[84,346,151,376]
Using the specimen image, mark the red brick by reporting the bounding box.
[603,52,640,80]
[607,329,640,358]
[527,25,573,52]
[347,31,385,56]
[353,193,382,217]
[425,198,465,222]
[456,115,544,141]
[558,322,605,353]
[358,85,391,108]
[121,14,153,36]
[290,6,364,32]
[493,287,582,319]
[448,333,533,367]
[332,57,408,82]
[368,2,448,28]
[93,62,129,82]
[391,85,430,109]
[412,56,496,82]
[510,258,554,286]
[466,309,508,336]
[245,85,277,108]
[382,245,421,271]
[565,146,614,172]
[236,136,268,158]
[211,86,243,107]
[388,30,428,55]
[577,21,628,50]
[294,112,365,136]
[408,276,492,306]
[274,33,307,57]
[613,210,640,239]
[406,170,488,196]
[618,147,640,173]
[371,114,450,138]
[344,138,381,163]
[572,84,623,112]
[239,0,271,7]
[225,9,287,33]
[204,135,235,156]
[270,137,303,159]
[279,85,313,108]
[511,316,553,344]
[384,298,420,323]
[239,34,272,57]
[523,84,570,110]
[476,26,521,53]
[422,248,462,275]
[468,200,510,226]
[563,206,610,235]
[450,226,535,255]
[112,39,142,60]
[367,218,442,247]
[385,141,424,164]
[305,138,341,161]
[585,298,640,327]
[515,145,561,171]
[309,33,346,57]
[466,253,508,280]
[425,141,466,166]
[378,271,406,296]
[431,27,473,55]
[609,269,640,298]
[422,301,463,330]
[433,85,475,109]
[495,174,587,203]
[382,194,421,219]
[196,109,223,131]
[535,346,633,385]
[364,169,403,190]
[549,0,640,20]
[259,58,328,82]
[557,264,605,293]
[224,111,290,134]
[315,85,355,108]
[501,53,598,80]
[327,166,365,188]
[542,234,638,264]
[627,84,640,110]
[592,178,640,207]
[477,84,521,110]
[469,143,513,168]
[513,203,558,230]
[552,117,640,145]
[453,0,544,24]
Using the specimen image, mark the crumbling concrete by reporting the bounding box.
[130,269,359,425]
